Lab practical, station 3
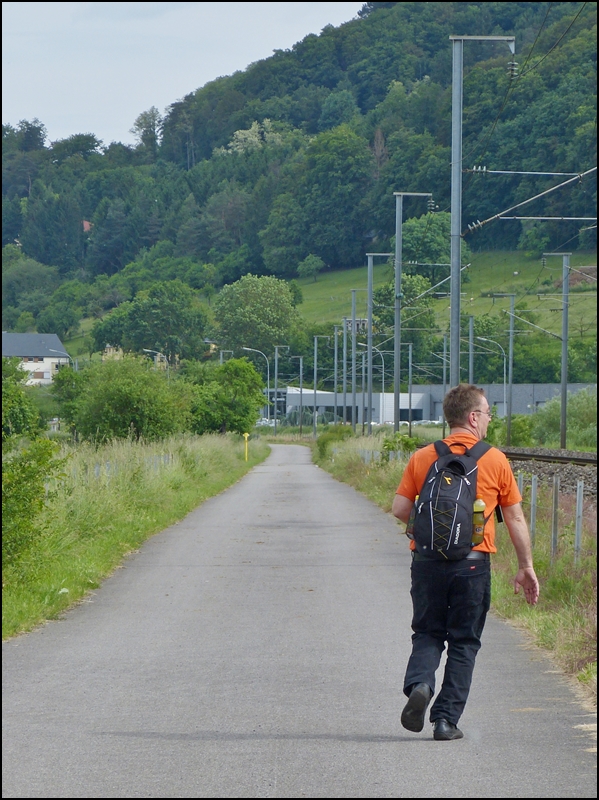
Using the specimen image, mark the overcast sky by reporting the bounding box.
[2,1,364,147]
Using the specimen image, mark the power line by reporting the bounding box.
[464,167,597,235]
[462,3,588,189]
[517,2,554,74]
[519,2,588,78]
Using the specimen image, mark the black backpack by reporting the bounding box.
[412,440,491,560]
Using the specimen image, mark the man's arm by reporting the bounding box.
[392,494,414,525]
[501,502,540,606]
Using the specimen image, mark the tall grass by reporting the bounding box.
[2,433,270,639]
[313,431,409,511]
[311,433,597,704]
[491,484,597,701]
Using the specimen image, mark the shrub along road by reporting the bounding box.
[2,445,596,798]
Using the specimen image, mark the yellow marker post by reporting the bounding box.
[243,432,249,461]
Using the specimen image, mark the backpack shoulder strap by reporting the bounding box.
[467,441,492,462]
[433,440,452,458]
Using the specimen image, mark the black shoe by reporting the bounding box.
[433,718,464,740]
[401,683,432,732]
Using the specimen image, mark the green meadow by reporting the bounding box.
[63,250,596,358]
[297,250,597,336]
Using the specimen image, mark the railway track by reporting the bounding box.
[413,446,596,495]
[414,443,596,468]
[501,449,597,467]
[500,447,596,498]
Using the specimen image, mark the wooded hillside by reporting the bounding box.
[2,1,596,382]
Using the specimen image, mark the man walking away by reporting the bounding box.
[392,384,539,740]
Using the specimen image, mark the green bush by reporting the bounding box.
[2,358,40,440]
[316,426,354,459]
[59,358,192,442]
[532,388,597,449]
[2,438,63,564]
[509,414,534,446]
[484,413,505,446]
[380,431,421,463]
[484,407,536,447]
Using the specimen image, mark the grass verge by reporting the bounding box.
[2,433,270,640]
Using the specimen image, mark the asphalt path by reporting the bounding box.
[2,444,596,798]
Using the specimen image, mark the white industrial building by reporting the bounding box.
[266,383,595,425]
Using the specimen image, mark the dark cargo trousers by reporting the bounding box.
[403,555,491,726]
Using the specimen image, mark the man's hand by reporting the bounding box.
[514,566,539,605]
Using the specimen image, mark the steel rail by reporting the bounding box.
[414,444,596,467]
[500,450,597,467]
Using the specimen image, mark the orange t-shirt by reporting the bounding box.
[396,433,521,553]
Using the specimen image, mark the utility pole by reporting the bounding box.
[560,254,570,449]
[313,336,329,437]
[507,294,515,445]
[366,253,392,435]
[491,293,515,444]
[290,355,304,435]
[442,334,447,437]
[342,317,348,425]
[242,347,270,421]
[545,253,572,448]
[468,316,474,384]
[367,254,374,436]
[351,290,357,433]
[273,345,289,436]
[313,337,317,438]
[393,193,431,431]
[408,342,413,437]
[449,34,515,387]
[333,325,339,424]
[361,351,366,435]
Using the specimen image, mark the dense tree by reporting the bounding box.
[86,198,138,276]
[318,90,360,131]
[532,387,596,450]
[130,106,163,163]
[201,181,251,257]
[211,273,299,355]
[20,182,83,272]
[66,358,191,442]
[13,119,47,152]
[399,212,472,285]
[297,254,325,282]
[36,301,81,340]
[50,364,88,432]
[298,125,374,268]
[2,358,40,440]
[91,280,207,363]
[184,358,264,434]
[1,0,596,380]
[50,133,103,163]
[2,247,60,329]
[259,193,308,277]
[2,196,23,245]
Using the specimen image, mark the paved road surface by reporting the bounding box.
[2,445,596,798]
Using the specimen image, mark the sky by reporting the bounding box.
[2,1,365,147]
